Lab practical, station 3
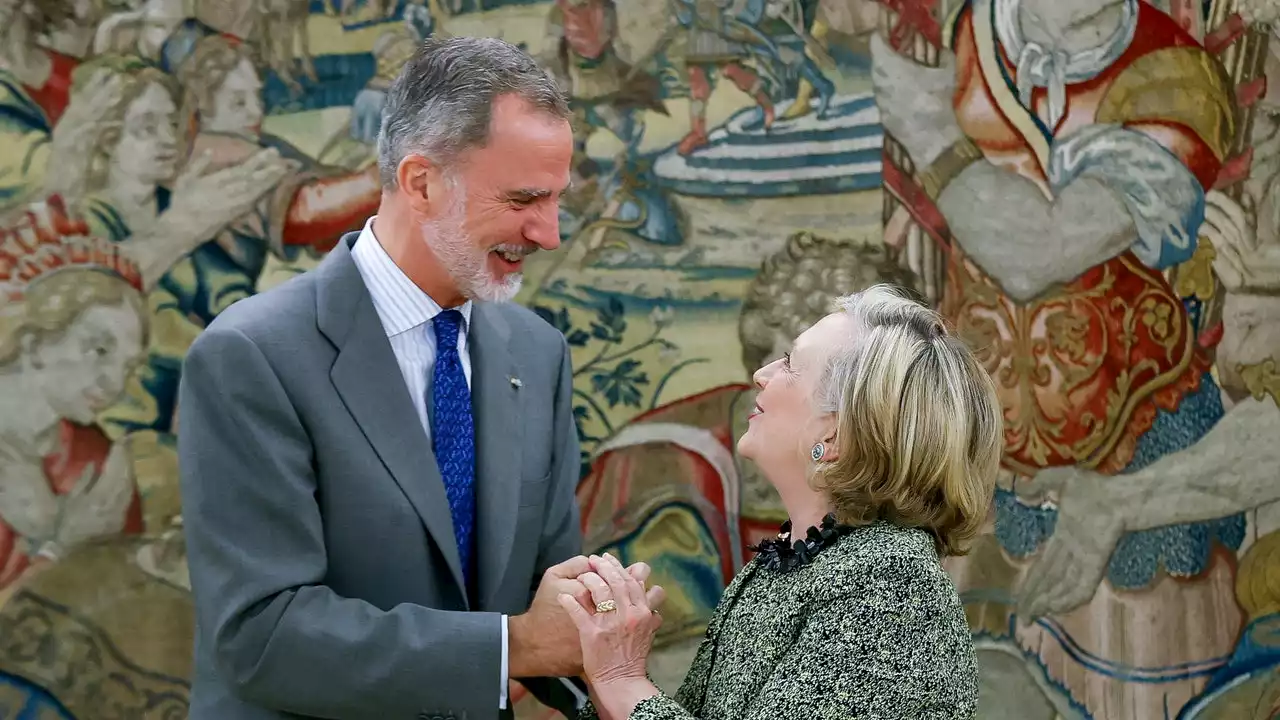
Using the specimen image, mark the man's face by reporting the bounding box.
[419,94,573,303]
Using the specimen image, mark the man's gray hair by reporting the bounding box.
[376,35,571,187]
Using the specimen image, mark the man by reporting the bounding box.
[178,36,625,719]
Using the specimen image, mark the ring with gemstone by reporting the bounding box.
[595,599,617,613]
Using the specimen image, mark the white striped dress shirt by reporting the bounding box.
[349,218,510,710]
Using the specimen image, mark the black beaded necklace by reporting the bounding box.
[748,513,855,572]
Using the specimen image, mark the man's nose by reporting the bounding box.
[524,204,562,251]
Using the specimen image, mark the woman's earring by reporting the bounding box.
[811,442,825,462]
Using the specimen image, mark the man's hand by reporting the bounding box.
[509,555,655,678]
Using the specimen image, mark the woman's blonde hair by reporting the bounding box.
[813,284,1002,556]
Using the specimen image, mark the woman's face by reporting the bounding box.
[738,312,849,480]
[27,300,145,425]
[112,81,180,185]
[205,56,263,137]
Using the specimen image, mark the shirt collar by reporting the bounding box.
[351,216,473,338]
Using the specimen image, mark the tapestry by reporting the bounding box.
[0,0,1278,718]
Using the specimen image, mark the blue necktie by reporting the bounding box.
[430,310,476,583]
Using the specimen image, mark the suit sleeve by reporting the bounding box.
[517,334,590,716]
[178,325,502,720]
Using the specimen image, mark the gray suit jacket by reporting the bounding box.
[178,233,584,720]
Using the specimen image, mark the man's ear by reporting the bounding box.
[395,153,444,215]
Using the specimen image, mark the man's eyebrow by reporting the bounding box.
[505,188,554,202]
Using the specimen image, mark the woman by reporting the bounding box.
[560,284,1002,719]
[569,233,919,652]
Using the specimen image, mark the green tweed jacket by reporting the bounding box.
[583,520,978,720]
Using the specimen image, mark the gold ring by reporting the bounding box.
[595,599,617,613]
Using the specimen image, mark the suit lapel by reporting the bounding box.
[469,303,524,608]
[316,235,468,602]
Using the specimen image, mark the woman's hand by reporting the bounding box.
[557,552,666,686]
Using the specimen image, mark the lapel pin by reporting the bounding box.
[509,376,523,389]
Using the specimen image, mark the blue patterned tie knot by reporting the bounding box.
[433,309,462,350]
[430,309,475,585]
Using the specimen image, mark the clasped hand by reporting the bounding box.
[560,553,665,686]
[513,554,664,684]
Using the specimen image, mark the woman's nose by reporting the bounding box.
[752,365,770,390]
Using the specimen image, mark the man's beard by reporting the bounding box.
[422,184,523,304]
